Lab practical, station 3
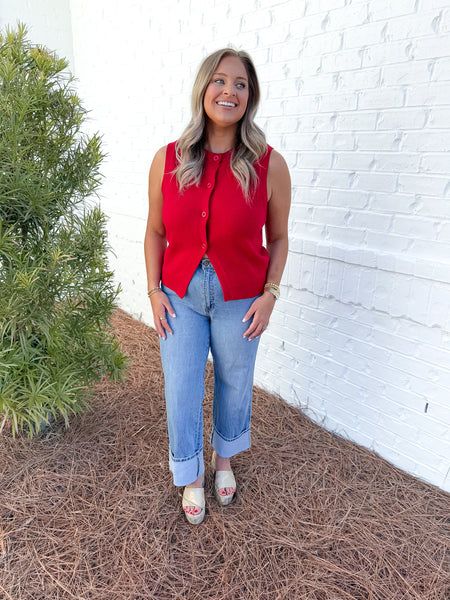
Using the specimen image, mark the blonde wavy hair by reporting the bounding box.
[175,48,267,199]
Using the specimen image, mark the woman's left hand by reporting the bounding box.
[242,292,276,341]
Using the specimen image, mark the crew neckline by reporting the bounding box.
[204,147,233,157]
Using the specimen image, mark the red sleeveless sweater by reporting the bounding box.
[161,141,272,301]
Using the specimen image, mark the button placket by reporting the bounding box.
[199,156,221,254]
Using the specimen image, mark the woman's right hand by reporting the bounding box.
[145,147,174,340]
[150,291,176,340]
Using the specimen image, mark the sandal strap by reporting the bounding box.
[211,452,236,492]
[182,487,205,510]
[215,469,236,491]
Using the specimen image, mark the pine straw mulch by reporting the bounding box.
[0,309,449,600]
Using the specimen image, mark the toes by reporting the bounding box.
[219,487,235,496]
[183,506,200,515]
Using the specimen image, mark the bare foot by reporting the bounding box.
[214,454,236,497]
[183,474,204,515]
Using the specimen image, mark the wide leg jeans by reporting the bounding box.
[159,259,260,486]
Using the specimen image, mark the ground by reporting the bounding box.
[0,309,448,599]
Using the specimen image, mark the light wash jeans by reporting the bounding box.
[159,258,261,486]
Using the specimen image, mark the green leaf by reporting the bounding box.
[0,24,127,436]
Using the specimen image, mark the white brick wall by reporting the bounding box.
[3,0,450,492]
[0,0,74,69]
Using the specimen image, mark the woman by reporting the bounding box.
[144,48,290,524]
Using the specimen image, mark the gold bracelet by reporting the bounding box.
[264,282,280,291]
[147,286,162,297]
[264,282,280,300]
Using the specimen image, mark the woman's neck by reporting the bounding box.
[204,124,237,154]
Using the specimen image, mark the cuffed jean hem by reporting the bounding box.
[169,448,205,487]
[210,426,251,459]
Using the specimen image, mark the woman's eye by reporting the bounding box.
[214,78,225,84]
[236,82,246,89]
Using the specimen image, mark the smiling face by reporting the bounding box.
[203,56,250,130]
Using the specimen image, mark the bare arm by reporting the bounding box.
[243,149,291,340]
[144,146,175,339]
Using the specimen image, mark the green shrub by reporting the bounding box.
[0,24,127,435]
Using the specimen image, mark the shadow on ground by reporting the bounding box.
[0,309,448,599]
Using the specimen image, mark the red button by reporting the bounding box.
[207,183,212,189]
[214,155,220,161]
[201,243,207,249]
[201,211,207,217]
